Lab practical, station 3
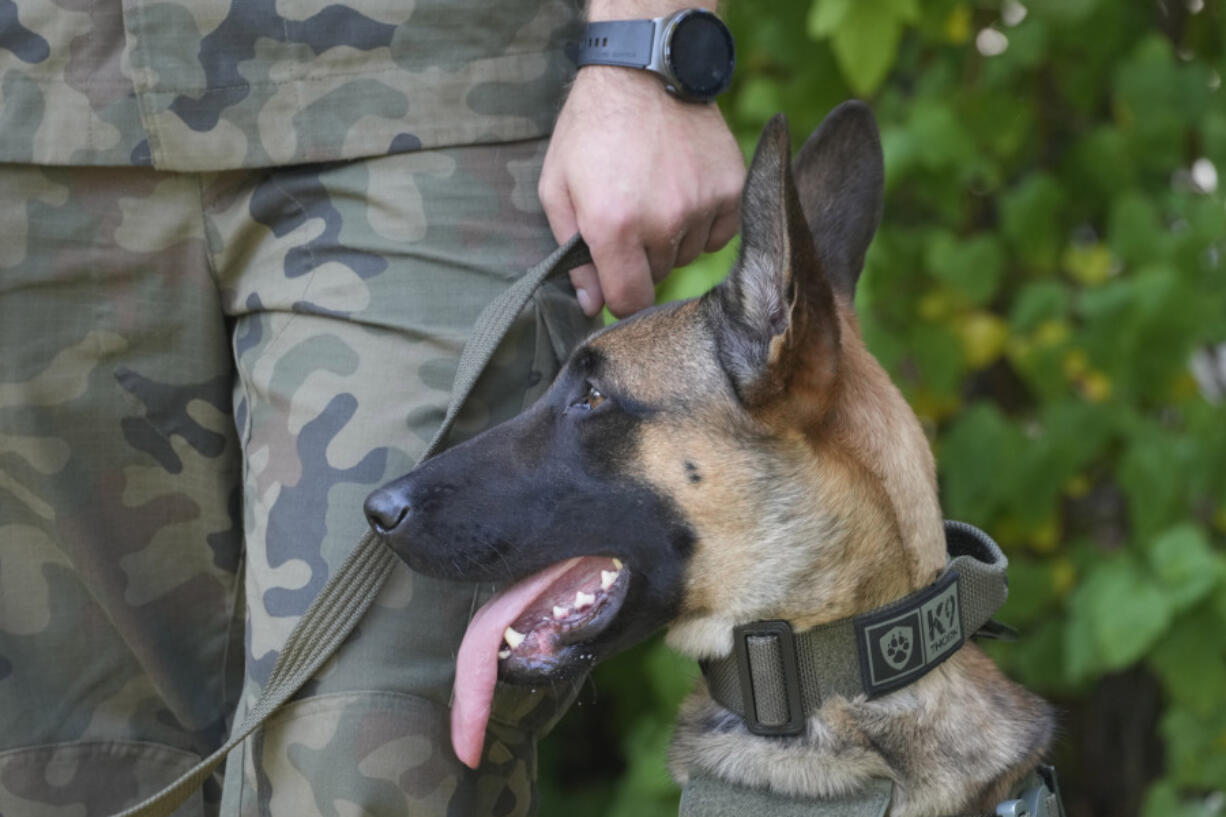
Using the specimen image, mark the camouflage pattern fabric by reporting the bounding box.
[0,138,597,816]
[0,0,580,170]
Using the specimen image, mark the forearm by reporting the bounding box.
[585,1,718,21]
[542,0,742,317]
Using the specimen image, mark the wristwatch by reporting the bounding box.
[574,9,735,103]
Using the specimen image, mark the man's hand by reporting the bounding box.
[539,34,744,318]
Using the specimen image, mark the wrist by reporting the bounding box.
[585,1,718,22]
[574,6,733,103]
[567,62,700,114]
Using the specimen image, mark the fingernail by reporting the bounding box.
[576,287,595,316]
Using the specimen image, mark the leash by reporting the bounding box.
[110,233,592,817]
[680,765,1065,817]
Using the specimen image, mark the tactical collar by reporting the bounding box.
[701,520,1013,735]
[679,765,1066,817]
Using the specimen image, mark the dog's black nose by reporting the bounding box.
[364,487,410,535]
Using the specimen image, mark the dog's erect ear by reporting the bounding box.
[713,113,840,413]
[792,100,884,301]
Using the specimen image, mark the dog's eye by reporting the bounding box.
[572,383,606,411]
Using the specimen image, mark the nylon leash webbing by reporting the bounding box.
[112,233,592,817]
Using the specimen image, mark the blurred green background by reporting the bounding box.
[538,2,1226,816]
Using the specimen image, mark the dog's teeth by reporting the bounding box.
[601,570,618,590]
[503,627,525,649]
[574,590,595,610]
[612,558,623,570]
[552,605,569,620]
[498,649,511,660]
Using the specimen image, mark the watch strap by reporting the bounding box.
[576,19,656,69]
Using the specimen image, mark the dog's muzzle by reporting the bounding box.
[363,485,409,536]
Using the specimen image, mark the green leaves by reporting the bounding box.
[545,1,1226,812]
[925,231,1004,305]
[1063,524,1223,685]
[1113,35,1216,175]
[1065,557,1173,681]
[1000,173,1067,273]
[1143,780,1226,817]
[1026,0,1102,24]
[1148,525,1221,613]
[806,0,919,95]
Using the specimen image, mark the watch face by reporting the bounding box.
[665,10,734,101]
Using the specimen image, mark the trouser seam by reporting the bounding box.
[194,171,250,799]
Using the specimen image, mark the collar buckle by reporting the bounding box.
[732,619,806,736]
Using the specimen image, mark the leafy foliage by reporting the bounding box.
[540,2,1226,815]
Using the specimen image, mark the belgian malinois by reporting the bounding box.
[365,102,1055,815]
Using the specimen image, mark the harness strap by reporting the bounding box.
[680,776,892,817]
[111,234,592,817]
[679,765,1065,817]
[701,521,1010,735]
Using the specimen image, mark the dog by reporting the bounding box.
[365,102,1055,816]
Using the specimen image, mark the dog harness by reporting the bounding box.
[680,765,1065,817]
[690,521,1067,816]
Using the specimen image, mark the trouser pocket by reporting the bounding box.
[0,740,205,817]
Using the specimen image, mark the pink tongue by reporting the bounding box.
[451,557,581,769]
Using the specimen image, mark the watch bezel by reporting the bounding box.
[658,9,735,103]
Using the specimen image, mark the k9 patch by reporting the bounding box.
[855,571,964,697]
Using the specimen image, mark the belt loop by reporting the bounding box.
[732,620,805,736]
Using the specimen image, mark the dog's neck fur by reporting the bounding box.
[823,311,947,594]
[667,316,1053,817]
[782,311,949,628]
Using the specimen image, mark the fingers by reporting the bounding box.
[540,166,605,316]
[543,182,739,318]
[537,68,746,319]
[706,204,740,253]
[676,209,720,272]
[568,264,603,316]
[557,201,735,318]
[645,227,681,284]
[589,235,654,318]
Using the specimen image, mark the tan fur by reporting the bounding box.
[669,648,1050,816]
[578,259,1050,817]
[568,112,1052,815]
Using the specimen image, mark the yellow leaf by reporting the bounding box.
[957,311,1008,369]
[1081,370,1113,403]
[911,387,962,423]
[1005,335,1033,366]
[1212,507,1226,533]
[1168,371,1200,401]
[1062,243,1115,287]
[1062,348,1089,380]
[1034,319,1071,348]
[994,515,1025,549]
[1064,474,1091,498]
[1052,559,1077,596]
[942,4,972,44]
[1031,516,1062,554]
[918,290,951,321]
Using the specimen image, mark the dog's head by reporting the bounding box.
[366,103,948,763]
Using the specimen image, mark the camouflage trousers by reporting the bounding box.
[0,139,595,817]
